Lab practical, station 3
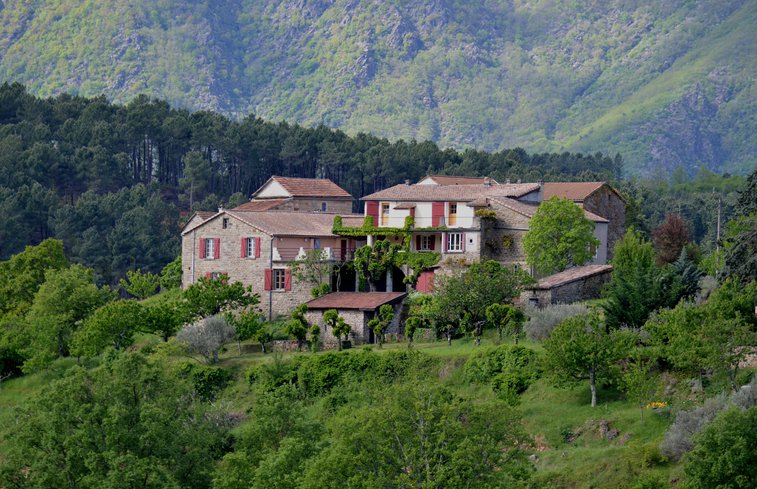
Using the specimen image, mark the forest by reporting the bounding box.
[0,82,746,284]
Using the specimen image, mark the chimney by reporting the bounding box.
[483,177,491,187]
[516,179,521,184]
[405,179,411,185]
[505,178,511,184]
[218,205,224,212]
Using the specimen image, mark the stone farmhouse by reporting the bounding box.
[355,176,624,293]
[181,176,366,319]
[181,175,625,338]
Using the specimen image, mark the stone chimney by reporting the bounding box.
[405,179,411,185]
[483,177,491,187]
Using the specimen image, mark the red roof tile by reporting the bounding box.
[306,292,406,311]
[489,197,608,223]
[362,182,540,202]
[231,199,290,211]
[527,265,613,290]
[542,182,605,201]
[254,176,352,199]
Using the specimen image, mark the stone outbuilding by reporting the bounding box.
[520,264,613,307]
[305,292,406,346]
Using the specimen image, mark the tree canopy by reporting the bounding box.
[523,196,599,275]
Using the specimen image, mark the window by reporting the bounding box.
[222,218,229,229]
[273,269,286,290]
[447,232,462,252]
[381,203,390,226]
[246,238,255,258]
[321,202,328,212]
[313,238,321,250]
[420,235,432,251]
[448,203,458,226]
[204,238,215,259]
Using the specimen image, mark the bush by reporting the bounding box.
[626,443,668,469]
[732,375,757,409]
[660,395,729,460]
[523,303,588,340]
[464,344,541,404]
[683,406,757,489]
[630,474,667,489]
[179,363,233,401]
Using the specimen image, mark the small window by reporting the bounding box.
[528,297,539,306]
[321,202,327,212]
[273,269,286,290]
[313,238,321,250]
[420,235,432,251]
[222,218,229,229]
[447,232,462,252]
[246,238,255,258]
[381,203,390,226]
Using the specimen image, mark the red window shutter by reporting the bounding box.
[432,202,445,226]
[205,272,212,279]
[264,269,272,291]
[199,238,206,259]
[241,238,247,258]
[366,201,379,224]
[429,236,436,251]
[255,237,261,258]
[284,269,292,292]
[410,207,415,219]
[461,233,466,252]
[214,238,220,259]
[442,232,448,252]
[416,235,421,251]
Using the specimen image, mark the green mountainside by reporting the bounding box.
[1,0,754,176]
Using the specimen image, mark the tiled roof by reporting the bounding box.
[306,292,406,311]
[255,176,353,199]
[340,215,366,227]
[362,182,541,202]
[420,175,498,185]
[181,211,219,233]
[489,197,608,223]
[196,211,216,220]
[231,199,290,211]
[527,264,613,290]
[225,210,350,237]
[543,182,605,201]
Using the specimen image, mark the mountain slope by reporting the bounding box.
[1,0,754,176]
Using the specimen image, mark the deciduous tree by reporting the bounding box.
[523,196,599,275]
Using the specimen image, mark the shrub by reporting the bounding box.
[523,303,588,340]
[732,376,757,409]
[626,443,668,469]
[660,395,729,460]
[179,363,233,401]
[630,474,667,489]
[464,344,540,404]
[683,406,757,489]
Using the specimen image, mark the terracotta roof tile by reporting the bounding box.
[362,182,541,202]
[489,197,608,223]
[256,176,353,199]
[420,175,499,185]
[543,182,605,201]
[527,264,613,290]
[231,199,290,211]
[225,210,352,237]
[306,292,406,311]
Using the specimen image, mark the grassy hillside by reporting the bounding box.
[0,0,754,176]
[0,335,685,488]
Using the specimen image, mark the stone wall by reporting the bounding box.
[520,269,612,306]
[481,203,531,267]
[273,198,353,214]
[181,212,328,319]
[583,186,626,260]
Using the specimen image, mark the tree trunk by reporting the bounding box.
[447,332,452,346]
[589,367,597,407]
[475,335,481,347]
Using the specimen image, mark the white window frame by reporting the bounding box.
[273,269,286,291]
[246,237,256,258]
[204,239,215,259]
[420,235,432,251]
[447,232,463,252]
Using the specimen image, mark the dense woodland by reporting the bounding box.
[0,83,747,284]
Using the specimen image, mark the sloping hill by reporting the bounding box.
[1,0,754,176]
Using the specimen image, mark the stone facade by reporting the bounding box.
[582,186,626,260]
[269,198,353,214]
[480,202,531,267]
[305,301,404,346]
[520,266,612,306]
